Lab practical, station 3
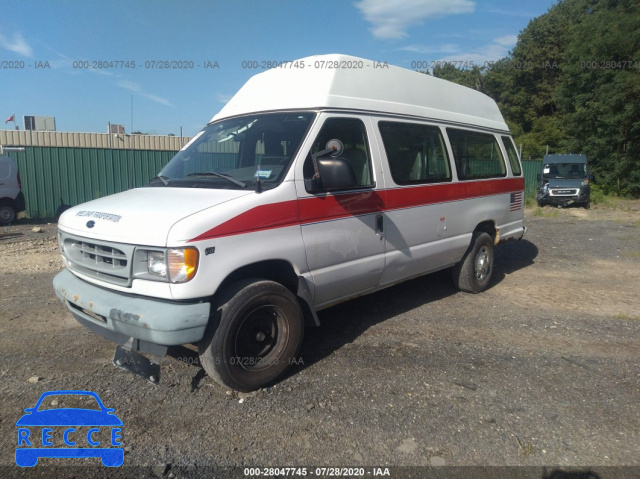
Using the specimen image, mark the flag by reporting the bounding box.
[5,114,15,124]
[510,191,523,211]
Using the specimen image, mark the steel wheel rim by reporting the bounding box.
[0,206,13,222]
[474,246,491,281]
[234,304,289,372]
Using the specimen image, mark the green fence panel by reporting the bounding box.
[10,146,176,219]
[522,160,542,196]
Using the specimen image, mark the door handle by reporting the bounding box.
[376,214,384,233]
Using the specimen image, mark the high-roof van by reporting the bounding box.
[0,155,25,225]
[53,54,526,391]
[536,154,590,208]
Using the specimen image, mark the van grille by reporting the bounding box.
[60,233,135,287]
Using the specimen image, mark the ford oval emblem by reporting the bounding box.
[86,220,95,228]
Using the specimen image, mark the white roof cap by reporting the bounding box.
[211,54,509,132]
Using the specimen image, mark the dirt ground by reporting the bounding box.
[0,202,639,478]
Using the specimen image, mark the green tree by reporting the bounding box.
[431,0,640,195]
[556,0,640,195]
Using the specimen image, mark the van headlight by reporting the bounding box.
[147,251,168,278]
[135,247,199,283]
[581,179,589,186]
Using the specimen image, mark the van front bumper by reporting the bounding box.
[538,187,590,206]
[53,269,211,347]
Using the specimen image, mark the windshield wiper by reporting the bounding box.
[185,171,247,188]
[150,175,170,185]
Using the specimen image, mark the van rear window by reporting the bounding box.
[447,129,507,180]
[501,136,522,176]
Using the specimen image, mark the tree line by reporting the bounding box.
[430,0,639,197]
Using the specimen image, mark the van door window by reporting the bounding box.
[447,129,507,180]
[304,118,374,190]
[501,136,522,176]
[378,121,451,185]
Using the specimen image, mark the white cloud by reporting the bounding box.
[492,34,519,47]
[0,30,33,57]
[215,93,233,104]
[117,80,174,107]
[355,0,475,39]
[436,34,518,65]
[481,6,536,18]
[398,43,460,55]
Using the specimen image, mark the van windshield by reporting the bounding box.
[542,163,587,180]
[153,112,314,190]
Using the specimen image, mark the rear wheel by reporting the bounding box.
[452,232,494,294]
[0,201,16,225]
[199,279,304,392]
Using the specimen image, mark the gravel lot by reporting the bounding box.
[1,203,639,478]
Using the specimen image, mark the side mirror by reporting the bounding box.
[305,157,358,192]
[307,139,356,192]
[318,157,357,191]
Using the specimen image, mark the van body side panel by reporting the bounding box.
[379,180,524,285]
[298,197,386,306]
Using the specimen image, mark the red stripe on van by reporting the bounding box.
[189,177,524,241]
[189,200,300,242]
[385,177,524,210]
[299,190,386,223]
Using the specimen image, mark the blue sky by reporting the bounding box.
[1,0,557,137]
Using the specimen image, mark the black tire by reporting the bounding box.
[452,232,494,294]
[199,279,304,392]
[537,199,544,207]
[584,201,591,210]
[0,201,16,225]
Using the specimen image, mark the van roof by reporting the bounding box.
[211,54,509,132]
[544,154,588,164]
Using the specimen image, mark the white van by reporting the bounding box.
[53,54,525,391]
[0,155,25,225]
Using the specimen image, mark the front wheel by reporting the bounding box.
[452,232,494,294]
[0,202,16,225]
[199,279,304,392]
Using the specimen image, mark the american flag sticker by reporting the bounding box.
[510,192,523,211]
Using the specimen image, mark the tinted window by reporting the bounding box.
[447,129,507,180]
[379,122,451,185]
[304,118,373,188]
[501,136,522,176]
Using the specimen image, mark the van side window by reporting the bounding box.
[379,121,451,185]
[304,118,373,189]
[447,129,507,180]
[501,136,522,176]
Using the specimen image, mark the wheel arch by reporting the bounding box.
[214,259,320,327]
[474,220,498,244]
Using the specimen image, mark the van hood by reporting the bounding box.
[58,187,252,246]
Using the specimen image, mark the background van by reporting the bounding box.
[536,154,590,209]
[0,156,25,225]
